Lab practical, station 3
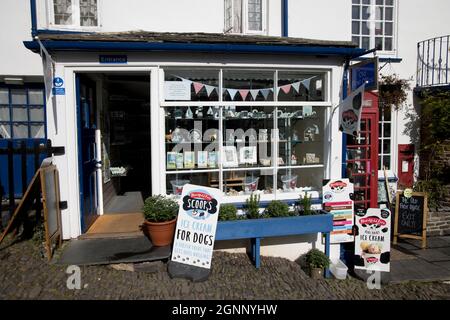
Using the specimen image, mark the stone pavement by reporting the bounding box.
[1,237,450,300]
[390,236,450,283]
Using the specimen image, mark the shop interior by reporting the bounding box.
[83,73,151,235]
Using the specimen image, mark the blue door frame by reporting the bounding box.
[76,75,99,233]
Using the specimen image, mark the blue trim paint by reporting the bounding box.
[354,57,402,63]
[36,29,92,35]
[30,0,37,37]
[341,60,349,178]
[75,75,85,232]
[24,40,366,58]
[282,0,288,37]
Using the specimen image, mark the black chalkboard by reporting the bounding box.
[394,191,428,248]
[397,194,424,235]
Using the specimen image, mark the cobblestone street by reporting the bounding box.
[1,238,450,300]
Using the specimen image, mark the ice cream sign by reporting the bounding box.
[171,184,222,269]
[354,208,391,272]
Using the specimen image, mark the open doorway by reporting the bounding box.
[77,73,151,236]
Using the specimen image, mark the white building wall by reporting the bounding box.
[0,0,42,78]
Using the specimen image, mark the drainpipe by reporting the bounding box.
[30,0,37,37]
[282,0,288,37]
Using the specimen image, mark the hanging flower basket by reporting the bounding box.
[378,74,411,110]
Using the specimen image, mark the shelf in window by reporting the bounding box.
[222,166,274,172]
[166,168,220,174]
[278,164,324,169]
[166,117,219,121]
[166,141,219,144]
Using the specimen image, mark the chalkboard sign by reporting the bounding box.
[393,191,428,249]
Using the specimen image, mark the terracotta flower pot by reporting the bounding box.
[310,267,324,279]
[141,218,177,246]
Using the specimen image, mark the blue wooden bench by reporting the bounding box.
[215,213,333,277]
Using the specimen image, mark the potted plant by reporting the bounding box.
[141,195,179,246]
[264,200,293,218]
[219,204,239,221]
[245,193,261,219]
[305,248,330,279]
[298,193,313,215]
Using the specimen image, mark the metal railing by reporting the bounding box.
[417,35,450,88]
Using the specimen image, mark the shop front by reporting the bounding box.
[24,32,367,261]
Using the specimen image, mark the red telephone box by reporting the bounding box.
[398,144,415,189]
[346,91,379,210]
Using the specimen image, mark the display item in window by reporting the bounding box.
[197,151,208,168]
[189,129,202,143]
[239,146,257,164]
[167,152,177,169]
[281,174,298,191]
[259,129,268,142]
[223,146,238,167]
[195,106,203,118]
[174,108,183,119]
[291,153,298,165]
[176,153,184,169]
[244,176,260,194]
[170,179,190,196]
[184,151,195,168]
[208,151,218,168]
[185,107,193,119]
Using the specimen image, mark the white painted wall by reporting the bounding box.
[0,0,43,78]
[289,0,351,42]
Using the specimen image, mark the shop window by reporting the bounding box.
[352,0,395,52]
[162,68,329,199]
[50,0,99,28]
[164,69,220,102]
[224,0,267,34]
[278,71,326,102]
[0,87,46,140]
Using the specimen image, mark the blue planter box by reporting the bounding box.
[215,213,333,276]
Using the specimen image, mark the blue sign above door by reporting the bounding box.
[99,55,128,64]
[350,57,379,92]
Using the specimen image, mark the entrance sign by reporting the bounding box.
[99,55,128,64]
[165,81,191,101]
[171,184,222,269]
[349,57,379,92]
[322,179,354,243]
[355,208,391,272]
[393,191,428,249]
[338,83,365,136]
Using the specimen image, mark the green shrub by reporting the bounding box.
[142,195,178,222]
[219,204,238,221]
[298,193,313,215]
[305,248,330,269]
[245,193,261,219]
[264,200,292,218]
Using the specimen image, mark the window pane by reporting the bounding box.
[277,167,324,193]
[383,123,391,137]
[0,106,9,121]
[362,6,370,20]
[0,124,11,139]
[13,123,28,138]
[386,0,393,6]
[224,0,232,31]
[233,0,243,33]
[352,21,360,34]
[80,0,98,27]
[28,89,44,105]
[375,7,384,20]
[383,106,391,121]
[353,0,360,4]
[12,106,28,121]
[375,37,383,50]
[383,156,390,170]
[376,0,384,5]
[385,22,393,36]
[277,71,325,102]
[352,6,360,19]
[277,106,325,167]
[375,22,383,35]
[164,69,219,102]
[352,36,360,46]
[385,37,393,51]
[223,69,274,101]
[362,22,370,35]
[248,0,262,31]
[54,0,73,25]
[30,124,45,138]
[362,37,370,49]
[0,88,8,104]
[383,139,390,153]
[30,106,45,122]
[385,7,393,20]
[362,0,371,4]
[11,89,26,104]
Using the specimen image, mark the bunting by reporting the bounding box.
[170,75,317,101]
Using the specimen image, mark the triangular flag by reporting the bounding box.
[301,77,313,91]
[292,82,301,93]
[239,89,249,100]
[280,84,292,94]
[250,89,259,100]
[227,88,238,100]
[193,82,204,94]
[205,85,216,97]
[260,89,271,100]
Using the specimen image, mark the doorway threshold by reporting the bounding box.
[81,212,144,239]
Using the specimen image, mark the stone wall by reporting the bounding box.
[427,210,450,236]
